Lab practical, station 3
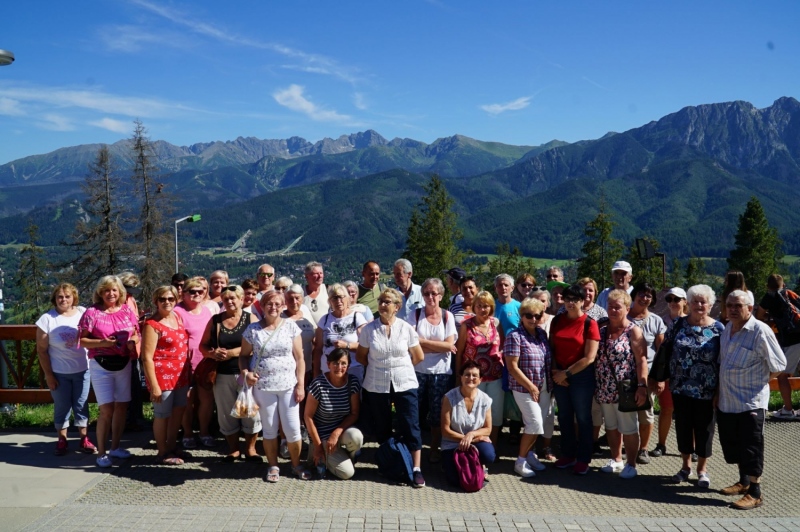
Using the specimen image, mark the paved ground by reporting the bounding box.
[2,415,800,531]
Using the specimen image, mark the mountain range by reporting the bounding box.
[1,97,799,260]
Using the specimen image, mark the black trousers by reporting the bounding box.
[672,394,715,458]
[717,408,765,478]
[361,385,422,452]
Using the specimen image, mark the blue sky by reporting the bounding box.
[1,1,798,164]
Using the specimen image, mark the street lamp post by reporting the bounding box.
[0,50,14,66]
[175,214,201,273]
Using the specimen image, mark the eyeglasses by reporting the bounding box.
[665,296,683,303]
[522,312,543,320]
[637,293,653,300]
[275,286,289,292]
[157,297,176,303]
[546,274,559,279]
[331,295,346,301]
[520,283,534,289]
[422,292,440,297]
[564,298,581,304]
[257,272,274,278]
[221,285,239,293]
[187,289,205,296]
[378,299,395,306]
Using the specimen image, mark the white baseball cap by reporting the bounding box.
[611,260,632,274]
[666,287,687,299]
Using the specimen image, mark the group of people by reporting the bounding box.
[35,258,793,509]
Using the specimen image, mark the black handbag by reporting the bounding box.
[648,317,684,383]
[617,379,651,412]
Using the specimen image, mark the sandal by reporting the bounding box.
[200,435,216,447]
[160,453,184,466]
[265,466,280,483]
[291,464,312,480]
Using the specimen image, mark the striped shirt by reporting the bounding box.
[308,373,361,441]
[719,315,786,413]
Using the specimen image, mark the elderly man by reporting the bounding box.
[358,261,385,318]
[256,264,275,293]
[393,259,423,320]
[303,261,329,324]
[717,290,786,510]
[545,266,564,283]
[596,260,633,310]
[443,267,466,314]
[494,274,520,337]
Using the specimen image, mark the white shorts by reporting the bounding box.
[637,395,655,425]
[89,359,132,405]
[600,402,639,435]
[477,379,504,427]
[782,344,800,376]
[512,388,551,435]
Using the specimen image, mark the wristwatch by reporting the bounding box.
[637,382,647,388]
[565,370,573,378]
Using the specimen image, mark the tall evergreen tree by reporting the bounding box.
[481,243,538,291]
[627,236,664,288]
[684,257,706,288]
[64,145,129,293]
[17,223,49,324]
[727,196,782,300]
[130,120,173,304]
[669,257,683,288]
[577,196,624,290]
[403,175,464,283]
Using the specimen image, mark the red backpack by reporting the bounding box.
[453,446,484,492]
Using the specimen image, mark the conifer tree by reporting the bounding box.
[482,243,538,291]
[627,236,663,288]
[403,175,464,283]
[17,223,49,324]
[727,196,782,300]
[684,257,705,288]
[577,196,624,290]
[669,257,683,288]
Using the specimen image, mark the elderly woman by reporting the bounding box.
[241,290,308,482]
[356,288,426,488]
[314,283,368,382]
[406,277,457,463]
[627,282,667,465]
[664,287,689,328]
[577,277,607,321]
[241,278,263,320]
[512,273,537,302]
[304,348,363,479]
[174,277,215,450]
[199,285,260,462]
[36,284,95,456]
[343,280,373,323]
[527,287,556,460]
[529,288,553,334]
[504,297,552,477]
[208,270,229,307]
[549,283,600,475]
[283,284,317,380]
[595,290,648,479]
[452,276,478,328]
[78,275,140,468]
[455,290,504,445]
[141,286,191,465]
[440,361,495,489]
[657,284,723,488]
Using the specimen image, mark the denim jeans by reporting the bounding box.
[552,364,596,464]
[361,385,422,451]
[50,370,91,430]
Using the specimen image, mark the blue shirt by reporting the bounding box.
[396,283,423,321]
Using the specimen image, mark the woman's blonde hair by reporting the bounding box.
[50,283,79,307]
[520,297,545,315]
[473,291,496,315]
[379,287,403,307]
[93,275,127,305]
[152,285,178,305]
[607,289,632,308]
[327,283,349,301]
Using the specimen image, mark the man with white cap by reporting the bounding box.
[595,260,633,311]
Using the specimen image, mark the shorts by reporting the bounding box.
[477,379,504,427]
[152,386,189,418]
[782,344,800,376]
[657,383,673,410]
[637,395,655,425]
[90,359,132,405]
[600,402,639,435]
[512,388,551,435]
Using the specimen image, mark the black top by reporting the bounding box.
[213,311,251,374]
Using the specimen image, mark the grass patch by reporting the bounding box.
[0,403,154,430]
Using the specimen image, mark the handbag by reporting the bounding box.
[195,317,222,390]
[617,379,651,412]
[649,317,684,383]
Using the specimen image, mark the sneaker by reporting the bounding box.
[650,443,666,457]
[182,437,197,449]
[719,482,749,496]
[697,472,711,489]
[412,470,426,488]
[592,442,604,457]
[771,407,800,420]
[600,459,624,473]
[108,448,131,459]
[636,449,651,465]
[620,464,637,479]
[573,462,589,475]
[96,454,112,468]
[514,459,537,478]
[525,451,546,471]
[279,440,290,459]
[731,493,763,510]
[79,436,98,454]
[554,456,577,469]
[54,436,68,456]
[672,468,693,483]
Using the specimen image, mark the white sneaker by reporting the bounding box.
[620,464,638,479]
[514,459,537,478]
[525,451,547,471]
[697,472,711,488]
[600,459,624,473]
[771,407,800,420]
[96,454,112,468]
[108,448,131,459]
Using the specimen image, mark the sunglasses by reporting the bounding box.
[546,274,559,279]
[564,298,581,304]
[221,285,239,292]
[275,286,289,292]
[187,289,205,295]
[257,272,274,278]
[157,297,176,303]
[522,312,543,320]
[665,296,684,303]
[520,283,534,289]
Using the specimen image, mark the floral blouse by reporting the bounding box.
[243,319,301,392]
[144,315,190,391]
[461,317,503,381]
[668,319,724,400]
[595,323,637,404]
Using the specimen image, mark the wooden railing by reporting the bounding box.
[0,325,52,403]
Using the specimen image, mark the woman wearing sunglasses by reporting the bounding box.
[141,286,191,465]
[313,284,368,382]
[512,273,536,302]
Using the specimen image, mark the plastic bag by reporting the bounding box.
[231,382,260,419]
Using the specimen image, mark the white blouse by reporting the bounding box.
[243,319,301,392]
[358,318,420,393]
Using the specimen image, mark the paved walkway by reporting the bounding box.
[2,416,799,531]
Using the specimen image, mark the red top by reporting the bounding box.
[550,314,600,369]
[461,317,503,381]
[144,314,190,392]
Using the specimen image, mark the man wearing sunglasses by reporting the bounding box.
[303,261,330,324]
[256,264,275,293]
[596,260,633,311]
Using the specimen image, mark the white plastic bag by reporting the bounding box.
[231,382,259,419]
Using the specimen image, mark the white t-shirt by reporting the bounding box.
[406,308,457,374]
[317,311,367,370]
[35,307,89,374]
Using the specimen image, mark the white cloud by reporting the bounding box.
[273,85,352,123]
[0,97,25,116]
[353,92,368,111]
[89,117,132,133]
[38,114,75,131]
[480,96,532,116]
[97,24,191,53]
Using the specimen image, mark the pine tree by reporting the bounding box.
[727,196,782,300]
[403,175,464,283]
[627,236,663,288]
[684,257,706,288]
[577,196,624,290]
[130,120,173,304]
[482,243,538,291]
[669,257,683,288]
[17,223,49,324]
[64,145,130,293]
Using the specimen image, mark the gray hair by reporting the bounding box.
[728,289,754,306]
[286,283,304,295]
[274,276,293,288]
[304,261,323,274]
[687,284,716,307]
[548,266,564,277]
[494,273,514,286]
[394,258,412,274]
[530,288,551,305]
[342,280,358,290]
[421,278,445,295]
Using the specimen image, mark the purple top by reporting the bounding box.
[175,304,213,371]
[77,304,141,359]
